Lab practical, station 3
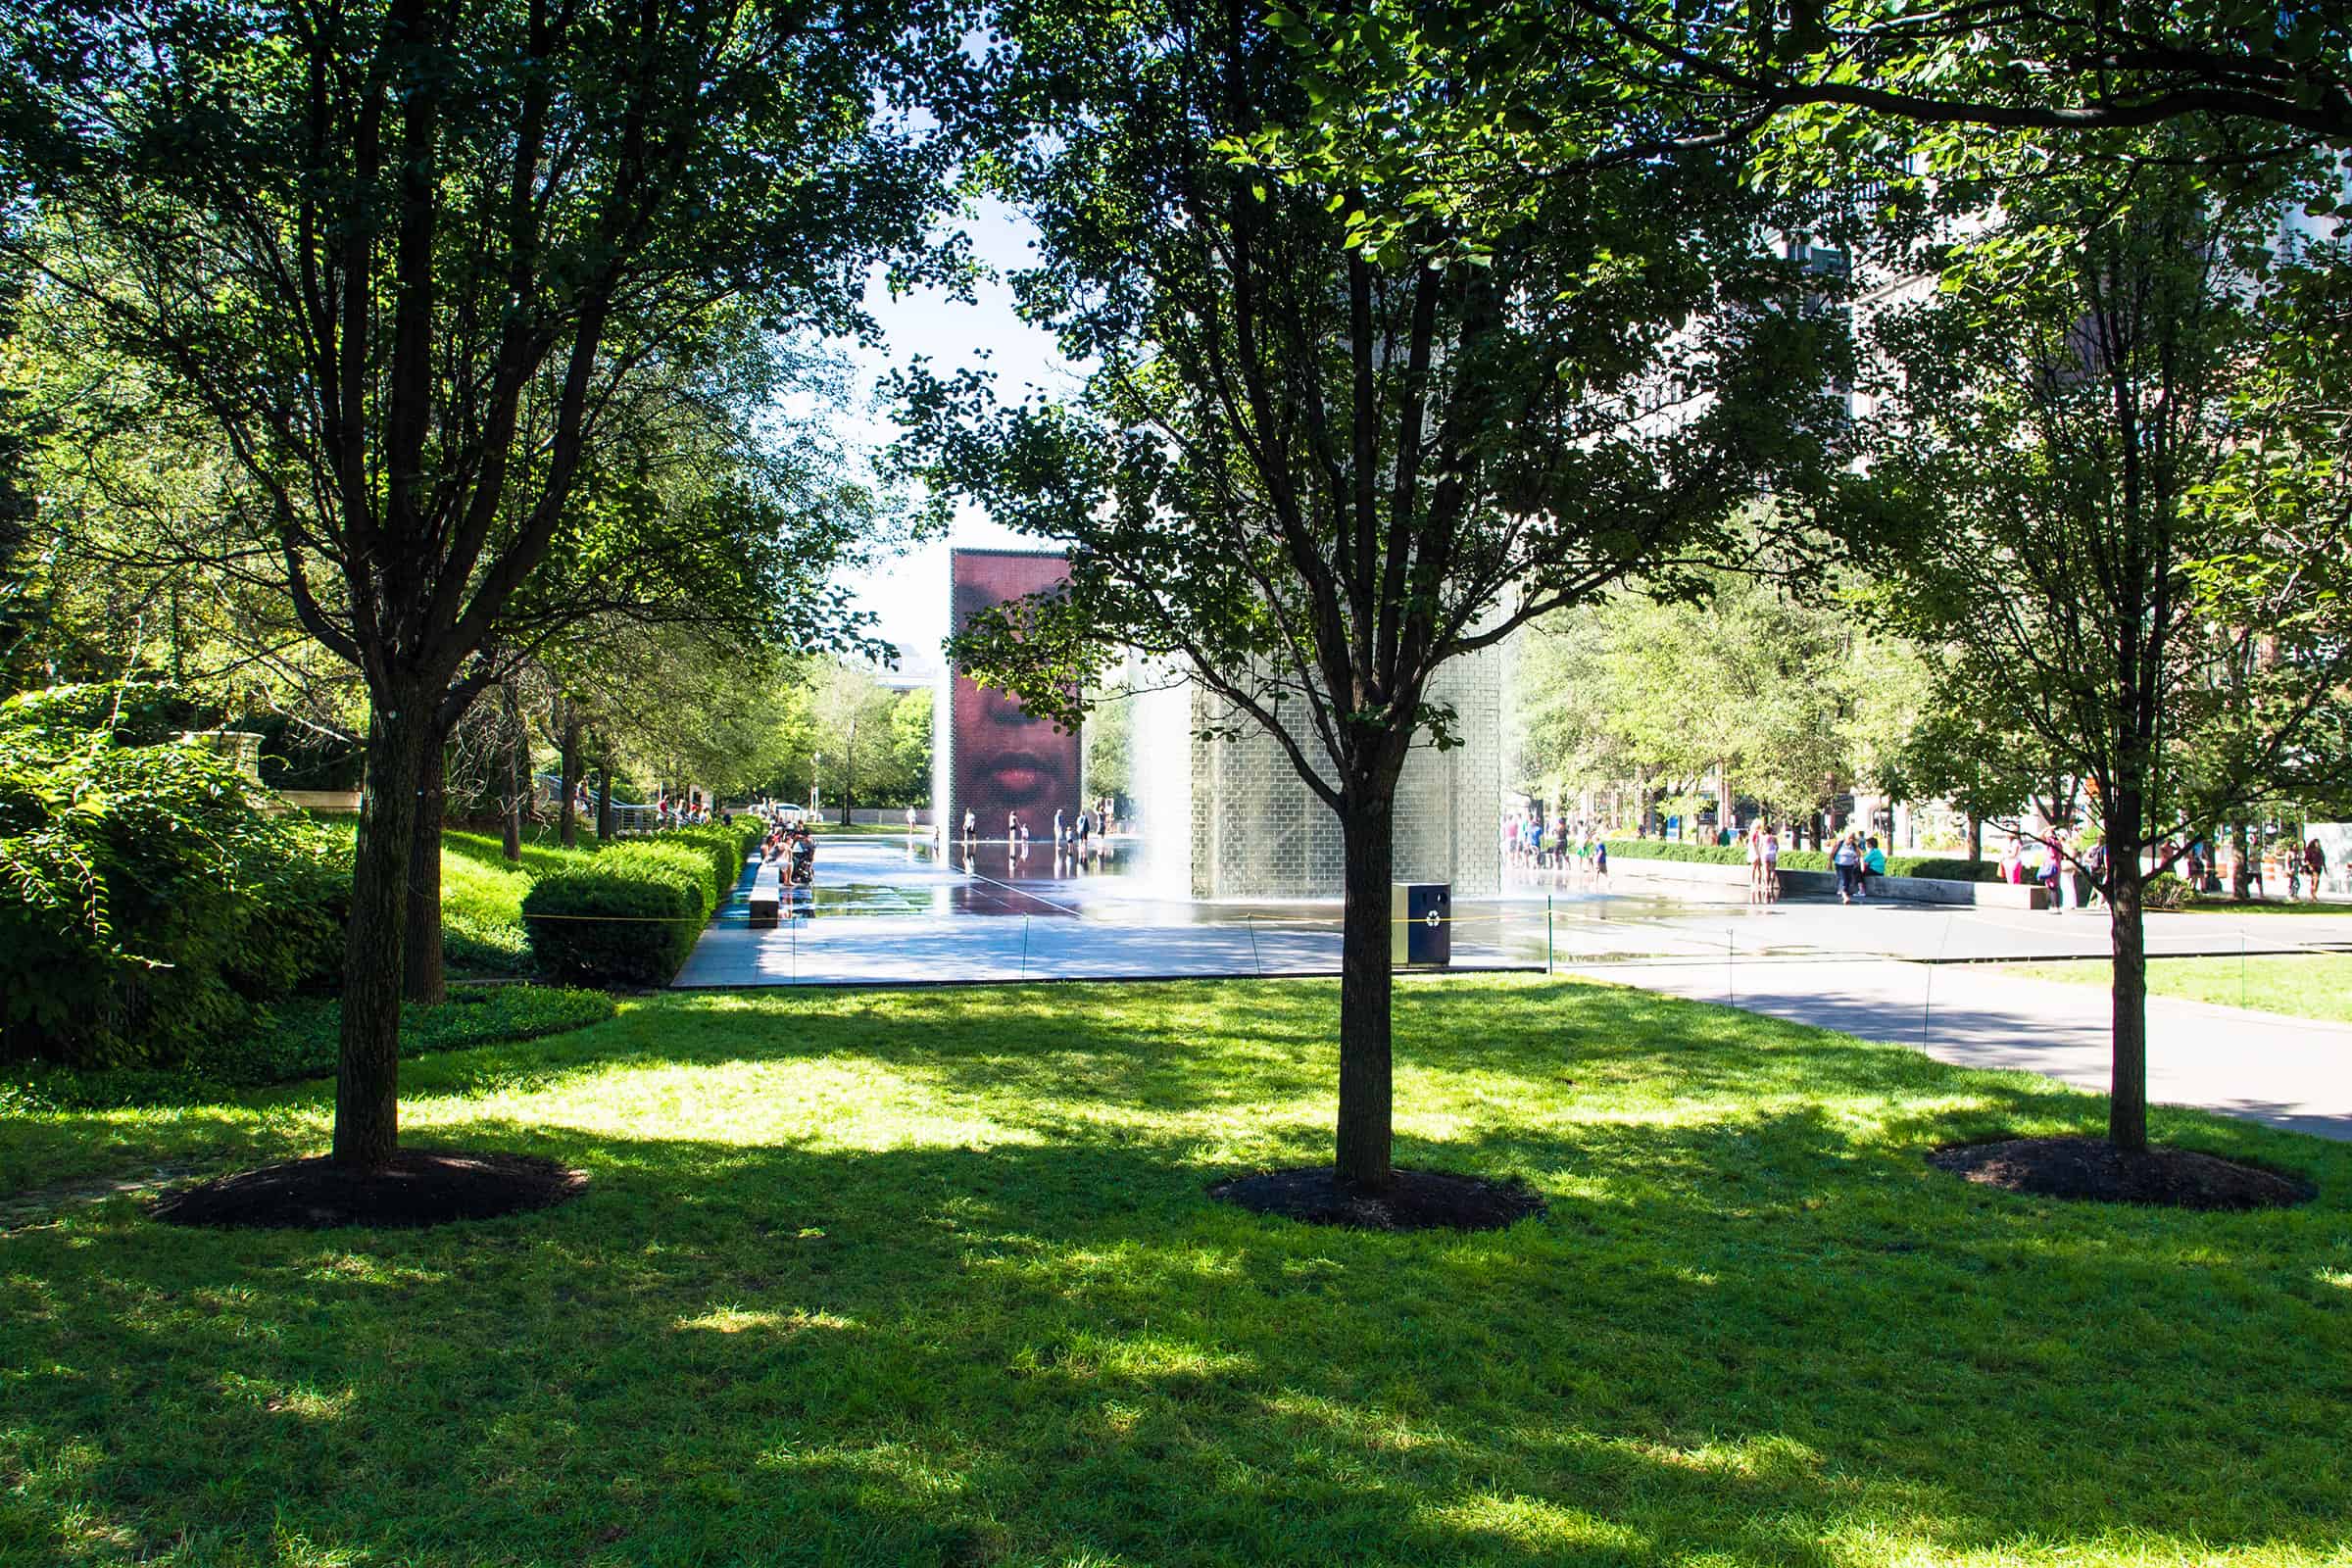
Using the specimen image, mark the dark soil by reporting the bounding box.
[150,1150,588,1230]
[1208,1166,1547,1232]
[1929,1136,2311,1211]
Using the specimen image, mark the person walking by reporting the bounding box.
[1834,832,1863,904]
[1745,821,1767,905]
[1761,824,1781,904]
[2306,837,2328,902]
[962,806,976,844]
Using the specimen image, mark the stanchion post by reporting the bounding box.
[1922,912,1955,1047]
[1020,914,1031,981]
[1248,913,1262,978]
[1546,897,1554,976]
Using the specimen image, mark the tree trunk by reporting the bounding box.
[502,682,527,862]
[1337,791,1396,1192]
[1966,813,1983,865]
[597,767,613,840]
[2230,820,2250,900]
[336,692,430,1169]
[2108,856,2148,1153]
[558,710,581,849]
[402,735,448,1004]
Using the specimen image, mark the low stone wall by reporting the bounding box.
[278,790,362,813]
[1606,854,2050,908]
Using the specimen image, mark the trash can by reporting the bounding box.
[1390,882,1452,967]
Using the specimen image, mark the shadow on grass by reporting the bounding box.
[6,1104,2350,1563]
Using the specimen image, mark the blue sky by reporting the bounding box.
[831,199,1080,679]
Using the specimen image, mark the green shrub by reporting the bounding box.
[2143,872,2190,910]
[0,985,615,1111]
[523,840,720,988]
[651,818,761,904]
[1,693,350,1068]
[1599,838,1999,882]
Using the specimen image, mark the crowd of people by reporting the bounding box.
[1501,812,1611,885]
[954,797,1121,859]
[1509,805,2335,910]
[2172,835,2331,902]
[752,803,816,887]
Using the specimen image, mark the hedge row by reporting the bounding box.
[520,818,761,988]
[1599,839,2002,882]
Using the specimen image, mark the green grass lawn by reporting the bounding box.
[2,978,2346,1566]
[438,828,612,974]
[2178,897,2352,916]
[2000,953,2352,1026]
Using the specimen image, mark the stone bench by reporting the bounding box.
[1607,854,2050,908]
[747,861,782,929]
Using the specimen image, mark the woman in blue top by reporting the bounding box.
[1834,833,1864,904]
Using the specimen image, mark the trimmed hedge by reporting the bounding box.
[520,820,760,988]
[1599,838,2002,883]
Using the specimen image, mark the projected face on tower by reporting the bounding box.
[950,551,1078,836]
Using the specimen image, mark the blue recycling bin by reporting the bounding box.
[1390,882,1452,967]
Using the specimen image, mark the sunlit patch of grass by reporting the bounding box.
[1,977,2346,1565]
[1998,953,2352,1025]
[675,1306,857,1336]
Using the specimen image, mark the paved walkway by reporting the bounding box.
[672,836,1534,987]
[1592,955,2352,1141]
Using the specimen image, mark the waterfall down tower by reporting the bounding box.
[1175,647,1506,901]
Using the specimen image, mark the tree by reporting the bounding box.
[1513,568,1925,839]
[0,255,42,692]
[6,0,958,1169]
[903,0,1851,1193]
[389,325,892,1002]
[888,686,934,808]
[1562,0,2352,157]
[1081,683,1131,809]
[1847,134,2352,1152]
[808,661,909,821]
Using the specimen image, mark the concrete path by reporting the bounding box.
[672,837,1532,987]
[1590,955,2352,1142]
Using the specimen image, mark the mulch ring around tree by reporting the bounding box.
[149,1151,588,1230]
[1208,1166,1547,1232]
[1928,1136,2312,1211]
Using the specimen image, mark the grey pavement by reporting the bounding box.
[671,835,1534,988]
